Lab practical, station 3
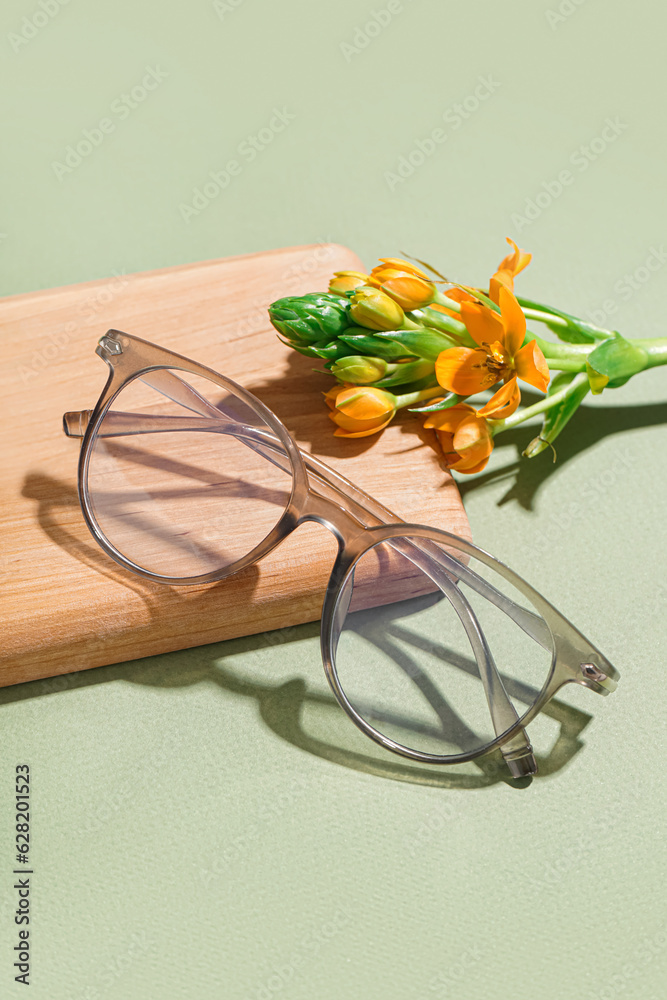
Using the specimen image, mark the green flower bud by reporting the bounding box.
[269,293,352,344]
[330,355,389,384]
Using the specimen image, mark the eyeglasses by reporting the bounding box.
[63,330,619,779]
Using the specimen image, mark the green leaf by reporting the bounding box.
[371,328,458,361]
[409,392,465,414]
[547,371,578,394]
[523,374,589,458]
[585,333,648,393]
[545,321,598,345]
[517,297,610,342]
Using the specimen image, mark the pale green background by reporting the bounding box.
[2,1,666,998]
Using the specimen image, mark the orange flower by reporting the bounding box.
[490,237,532,299]
[325,384,396,438]
[369,257,436,311]
[329,270,370,294]
[423,404,493,474]
[434,285,549,419]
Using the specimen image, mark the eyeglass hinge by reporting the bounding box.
[98,334,123,355]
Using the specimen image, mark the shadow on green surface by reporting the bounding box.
[1,620,594,792]
[457,398,667,512]
[251,349,667,513]
[212,663,592,791]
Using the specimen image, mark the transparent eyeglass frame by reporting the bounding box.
[63,330,620,779]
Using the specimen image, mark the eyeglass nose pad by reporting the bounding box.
[63,410,92,438]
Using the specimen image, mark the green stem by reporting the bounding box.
[521,307,570,327]
[521,305,603,333]
[545,357,588,372]
[533,335,592,360]
[489,373,589,435]
[433,290,462,313]
[636,337,667,367]
[394,385,442,410]
[411,306,476,347]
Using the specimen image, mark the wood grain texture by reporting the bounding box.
[0,244,470,687]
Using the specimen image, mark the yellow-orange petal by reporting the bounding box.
[328,270,371,293]
[325,384,395,425]
[372,266,404,282]
[514,339,550,392]
[326,384,395,435]
[435,347,495,395]
[489,240,532,306]
[476,377,521,419]
[450,413,493,470]
[328,410,388,432]
[432,430,460,466]
[423,403,476,433]
[445,286,476,304]
[332,415,394,438]
[373,257,431,281]
[460,301,506,348]
[489,271,513,304]
[497,237,532,278]
[498,285,526,357]
[451,454,492,475]
[379,275,435,310]
[350,286,405,330]
[324,384,352,410]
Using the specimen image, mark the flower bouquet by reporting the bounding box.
[268,240,667,474]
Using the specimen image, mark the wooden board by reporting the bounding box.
[0,244,470,688]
